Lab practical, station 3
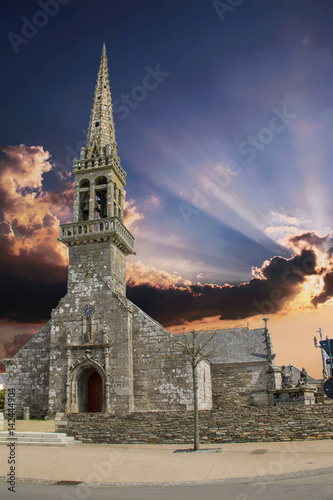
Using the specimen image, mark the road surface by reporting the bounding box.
[1,471,332,500]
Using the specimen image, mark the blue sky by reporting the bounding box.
[1,0,333,375]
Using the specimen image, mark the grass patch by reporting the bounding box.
[3,419,55,432]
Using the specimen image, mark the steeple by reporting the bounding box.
[85,43,118,159]
[60,44,135,297]
[71,44,128,222]
[73,43,124,182]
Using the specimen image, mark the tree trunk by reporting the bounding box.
[193,364,199,451]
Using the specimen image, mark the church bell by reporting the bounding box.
[82,202,89,214]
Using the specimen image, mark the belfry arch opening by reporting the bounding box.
[80,179,90,188]
[113,183,123,220]
[95,176,107,219]
[79,179,90,221]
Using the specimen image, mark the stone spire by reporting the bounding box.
[85,43,118,159]
[62,43,134,277]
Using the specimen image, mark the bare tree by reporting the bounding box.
[169,329,223,451]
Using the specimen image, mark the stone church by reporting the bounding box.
[2,45,280,419]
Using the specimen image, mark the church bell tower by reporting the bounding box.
[47,45,136,415]
[59,43,134,296]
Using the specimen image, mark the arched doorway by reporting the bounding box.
[87,371,103,412]
[71,364,105,413]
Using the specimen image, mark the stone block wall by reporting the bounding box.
[56,405,333,444]
[132,305,193,411]
[3,322,51,418]
[67,240,126,298]
[212,361,273,409]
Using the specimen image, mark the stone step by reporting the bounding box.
[0,431,68,438]
[0,431,81,446]
[0,437,75,443]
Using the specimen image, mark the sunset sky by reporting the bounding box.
[1,0,333,377]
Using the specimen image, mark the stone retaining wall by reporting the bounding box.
[56,405,333,444]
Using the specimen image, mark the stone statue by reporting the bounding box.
[299,367,308,386]
[281,365,293,388]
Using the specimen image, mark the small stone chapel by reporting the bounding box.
[2,45,279,419]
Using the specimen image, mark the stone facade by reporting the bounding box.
[2,45,279,420]
[3,323,51,418]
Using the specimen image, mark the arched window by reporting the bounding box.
[79,179,90,188]
[95,176,107,186]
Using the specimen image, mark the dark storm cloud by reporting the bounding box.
[0,271,67,323]
[312,271,333,307]
[0,247,317,326]
[288,232,333,250]
[127,249,317,326]
[288,232,333,308]
[0,144,73,290]
[0,234,68,284]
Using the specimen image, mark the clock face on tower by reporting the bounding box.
[83,304,95,317]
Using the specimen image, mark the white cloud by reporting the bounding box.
[265,209,317,245]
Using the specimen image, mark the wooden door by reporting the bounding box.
[87,371,103,412]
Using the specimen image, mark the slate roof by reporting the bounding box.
[175,327,269,364]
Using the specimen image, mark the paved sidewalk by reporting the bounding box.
[0,440,333,484]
